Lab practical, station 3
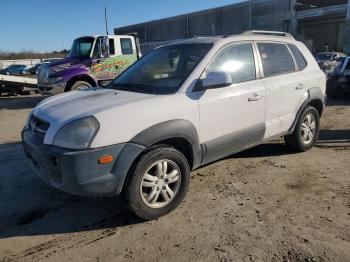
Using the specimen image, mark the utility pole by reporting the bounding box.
[289,0,297,36]
[105,6,109,35]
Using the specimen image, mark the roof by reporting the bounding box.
[164,31,298,47]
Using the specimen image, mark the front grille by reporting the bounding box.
[37,66,51,84]
[29,115,50,141]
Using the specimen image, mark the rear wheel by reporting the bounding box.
[284,106,320,152]
[67,81,92,92]
[125,146,190,220]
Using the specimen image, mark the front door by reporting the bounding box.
[197,42,266,163]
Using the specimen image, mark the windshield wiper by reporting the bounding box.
[111,83,147,93]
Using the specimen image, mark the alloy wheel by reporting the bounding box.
[300,113,316,145]
[140,159,181,208]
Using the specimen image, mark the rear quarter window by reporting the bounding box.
[257,42,295,77]
[120,38,133,55]
[288,44,307,71]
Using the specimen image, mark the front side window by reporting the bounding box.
[345,59,350,70]
[206,43,256,84]
[288,44,307,71]
[111,44,213,94]
[68,37,94,58]
[120,38,133,55]
[258,42,295,77]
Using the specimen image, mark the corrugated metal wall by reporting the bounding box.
[115,0,291,52]
[115,0,350,53]
[114,0,290,52]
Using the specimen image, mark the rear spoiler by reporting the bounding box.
[126,33,142,59]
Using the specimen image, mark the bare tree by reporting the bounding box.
[0,49,69,60]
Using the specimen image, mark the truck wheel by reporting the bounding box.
[68,81,92,92]
[284,106,320,152]
[125,145,190,220]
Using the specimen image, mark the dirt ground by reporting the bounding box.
[0,94,349,262]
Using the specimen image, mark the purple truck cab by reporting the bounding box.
[37,35,141,95]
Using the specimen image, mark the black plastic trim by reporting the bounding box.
[201,123,266,165]
[130,119,202,169]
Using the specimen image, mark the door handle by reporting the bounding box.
[295,83,305,90]
[248,94,264,102]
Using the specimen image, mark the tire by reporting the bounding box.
[125,145,190,220]
[284,106,320,152]
[67,81,92,92]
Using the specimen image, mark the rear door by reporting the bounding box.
[256,42,308,138]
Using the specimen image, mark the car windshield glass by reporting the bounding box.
[316,53,332,61]
[68,37,95,58]
[110,43,213,94]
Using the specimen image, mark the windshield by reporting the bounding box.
[316,53,333,61]
[110,43,213,94]
[68,37,95,58]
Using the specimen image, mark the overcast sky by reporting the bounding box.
[1,0,246,52]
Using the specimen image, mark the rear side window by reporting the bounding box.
[109,39,115,55]
[257,43,295,77]
[120,38,133,55]
[288,44,307,70]
[207,43,256,84]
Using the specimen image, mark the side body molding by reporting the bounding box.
[130,120,202,169]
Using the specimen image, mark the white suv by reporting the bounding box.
[22,31,326,220]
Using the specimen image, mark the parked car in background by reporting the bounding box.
[28,59,61,75]
[327,56,350,98]
[22,31,326,220]
[315,52,346,73]
[0,64,28,75]
[28,63,42,75]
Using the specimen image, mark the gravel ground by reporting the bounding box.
[0,94,349,262]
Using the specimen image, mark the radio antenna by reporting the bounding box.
[104,6,109,35]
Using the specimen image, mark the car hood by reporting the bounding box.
[48,57,88,67]
[33,87,155,125]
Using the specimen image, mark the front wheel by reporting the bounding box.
[67,81,92,92]
[284,106,320,152]
[125,146,190,220]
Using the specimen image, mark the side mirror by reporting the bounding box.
[101,36,109,58]
[202,71,232,90]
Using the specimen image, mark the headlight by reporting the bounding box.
[53,116,100,150]
[48,76,62,83]
[52,63,71,72]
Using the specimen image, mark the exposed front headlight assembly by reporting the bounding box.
[53,116,100,150]
[48,76,63,83]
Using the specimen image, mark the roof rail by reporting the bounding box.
[243,30,295,40]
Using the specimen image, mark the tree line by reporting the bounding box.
[0,49,69,60]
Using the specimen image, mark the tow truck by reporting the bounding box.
[37,34,142,95]
[0,74,37,95]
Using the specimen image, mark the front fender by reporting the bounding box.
[130,119,202,168]
[52,67,91,81]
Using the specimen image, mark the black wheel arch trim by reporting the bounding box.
[289,87,325,134]
[129,119,202,169]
